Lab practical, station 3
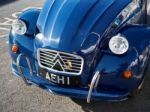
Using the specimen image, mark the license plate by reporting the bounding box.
[39,68,81,86]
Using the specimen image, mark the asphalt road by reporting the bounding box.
[0,1,150,112]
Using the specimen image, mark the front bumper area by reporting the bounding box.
[11,54,129,102]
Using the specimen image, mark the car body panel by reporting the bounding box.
[9,0,150,101]
[36,0,131,52]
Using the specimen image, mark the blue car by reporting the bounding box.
[9,0,150,103]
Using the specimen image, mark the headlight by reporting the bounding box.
[109,34,129,55]
[12,19,27,35]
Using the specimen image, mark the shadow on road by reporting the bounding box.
[71,64,150,112]
[0,0,18,7]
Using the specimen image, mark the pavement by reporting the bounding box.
[0,1,150,112]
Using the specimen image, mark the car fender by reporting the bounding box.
[9,8,41,60]
[95,25,150,91]
[18,8,41,35]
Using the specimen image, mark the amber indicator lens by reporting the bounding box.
[12,44,19,53]
[123,70,133,79]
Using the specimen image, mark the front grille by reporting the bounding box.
[37,48,84,75]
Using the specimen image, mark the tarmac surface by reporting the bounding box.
[0,0,150,112]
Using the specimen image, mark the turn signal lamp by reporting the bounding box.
[12,44,19,53]
[123,70,133,79]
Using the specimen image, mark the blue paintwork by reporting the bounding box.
[9,0,150,101]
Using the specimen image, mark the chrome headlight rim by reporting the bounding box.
[109,34,129,55]
[12,19,27,35]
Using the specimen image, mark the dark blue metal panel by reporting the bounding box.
[95,25,150,91]
[36,0,131,52]
[18,8,40,35]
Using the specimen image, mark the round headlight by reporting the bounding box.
[109,34,129,55]
[12,19,27,35]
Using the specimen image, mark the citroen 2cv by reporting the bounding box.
[9,0,150,102]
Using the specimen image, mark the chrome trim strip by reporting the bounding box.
[103,0,141,37]
[16,54,32,85]
[115,1,140,25]
[37,48,84,76]
[94,73,101,89]
[87,71,100,103]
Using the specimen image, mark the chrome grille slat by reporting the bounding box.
[64,69,80,72]
[40,55,54,61]
[63,59,81,63]
[41,62,53,67]
[40,58,54,65]
[38,48,84,75]
[40,53,55,59]
[62,65,81,69]
[60,54,81,58]
[42,51,57,56]
[60,55,79,59]
[63,62,81,66]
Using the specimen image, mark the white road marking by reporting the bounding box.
[12,12,21,18]
[12,7,41,18]
[0,17,14,26]
[22,7,41,11]
[0,27,10,31]
[0,34,8,38]
[0,27,10,39]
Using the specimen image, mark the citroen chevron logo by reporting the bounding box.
[52,54,65,71]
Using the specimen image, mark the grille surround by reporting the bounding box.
[37,48,84,75]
